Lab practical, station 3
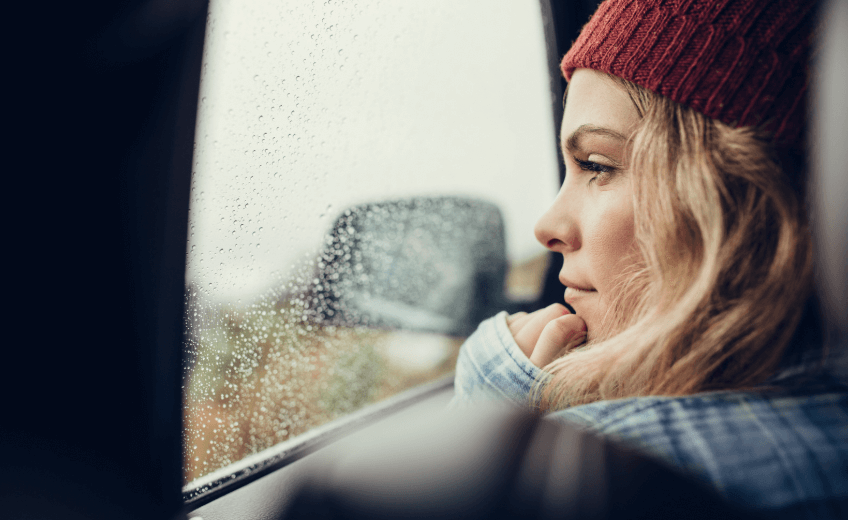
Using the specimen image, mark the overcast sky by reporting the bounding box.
[187,0,560,304]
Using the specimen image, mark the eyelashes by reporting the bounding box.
[573,156,617,184]
[574,158,612,172]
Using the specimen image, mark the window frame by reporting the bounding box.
[1,1,583,519]
[182,375,453,509]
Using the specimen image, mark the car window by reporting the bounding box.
[184,0,559,485]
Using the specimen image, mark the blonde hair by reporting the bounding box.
[538,77,813,410]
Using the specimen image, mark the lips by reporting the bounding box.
[559,274,594,293]
[560,275,596,307]
[564,286,596,305]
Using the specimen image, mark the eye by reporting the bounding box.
[574,157,616,184]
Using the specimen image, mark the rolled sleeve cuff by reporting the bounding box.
[451,311,544,407]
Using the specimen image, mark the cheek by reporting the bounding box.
[584,195,637,287]
[580,198,637,338]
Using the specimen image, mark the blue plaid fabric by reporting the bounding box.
[452,312,848,518]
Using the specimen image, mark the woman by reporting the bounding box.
[454,0,847,517]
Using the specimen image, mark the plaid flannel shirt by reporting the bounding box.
[452,312,848,519]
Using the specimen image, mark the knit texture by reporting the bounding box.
[561,0,815,149]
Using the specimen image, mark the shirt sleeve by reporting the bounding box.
[450,311,544,408]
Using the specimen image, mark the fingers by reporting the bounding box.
[506,311,528,327]
[529,314,587,367]
[507,312,534,339]
[512,304,570,358]
[507,305,587,367]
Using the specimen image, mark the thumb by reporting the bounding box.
[528,314,587,367]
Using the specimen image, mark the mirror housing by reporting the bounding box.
[315,197,508,336]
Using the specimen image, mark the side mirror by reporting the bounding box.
[314,197,508,336]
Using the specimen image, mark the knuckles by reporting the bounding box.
[544,313,586,339]
[532,314,587,362]
[547,303,570,315]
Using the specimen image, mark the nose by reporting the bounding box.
[534,186,580,253]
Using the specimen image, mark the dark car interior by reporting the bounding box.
[4,0,845,519]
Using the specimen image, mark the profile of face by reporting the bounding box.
[534,69,642,338]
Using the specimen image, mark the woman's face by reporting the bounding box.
[534,69,641,337]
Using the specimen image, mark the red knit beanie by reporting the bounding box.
[561,0,816,149]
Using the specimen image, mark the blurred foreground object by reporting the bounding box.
[812,0,848,366]
[284,402,749,520]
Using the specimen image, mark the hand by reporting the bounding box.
[507,304,587,367]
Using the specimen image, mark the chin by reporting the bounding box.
[574,303,611,342]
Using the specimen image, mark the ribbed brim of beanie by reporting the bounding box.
[561,0,815,149]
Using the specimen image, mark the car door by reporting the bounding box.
[0,1,602,519]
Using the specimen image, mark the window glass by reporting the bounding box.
[184,0,559,484]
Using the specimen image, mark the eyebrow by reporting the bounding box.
[562,124,628,157]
